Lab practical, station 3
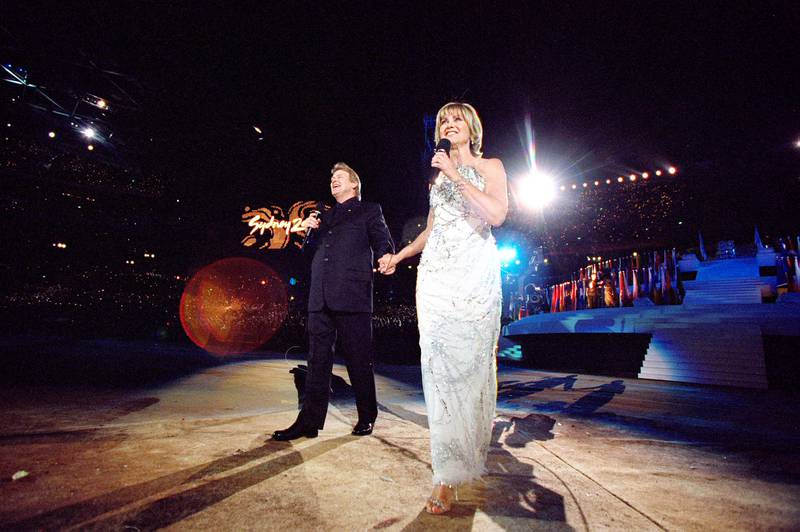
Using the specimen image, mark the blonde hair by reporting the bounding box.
[331,162,361,199]
[434,102,484,157]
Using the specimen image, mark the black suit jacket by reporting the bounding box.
[308,198,394,313]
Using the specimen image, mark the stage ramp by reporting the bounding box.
[503,303,800,389]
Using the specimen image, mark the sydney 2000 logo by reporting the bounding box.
[241,200,318,250]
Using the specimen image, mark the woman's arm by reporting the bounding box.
[378,208,434,274]
[457,158,508,227]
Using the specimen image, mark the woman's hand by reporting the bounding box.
[431,150,460,182]
[377,253,398,275]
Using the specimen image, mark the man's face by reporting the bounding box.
[330,169,357,202]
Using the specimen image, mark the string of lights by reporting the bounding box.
[558,166,678,192]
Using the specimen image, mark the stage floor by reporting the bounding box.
[1,344,799,530]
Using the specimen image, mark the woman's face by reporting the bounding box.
[439,112,470,146]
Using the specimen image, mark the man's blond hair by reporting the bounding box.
[331,162,361,199]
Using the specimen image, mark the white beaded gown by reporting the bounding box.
[417,165,502,485]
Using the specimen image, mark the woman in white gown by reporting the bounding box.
[379,102,507,514]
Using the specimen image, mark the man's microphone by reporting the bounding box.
[434,138,451,155]
[301,210,321,250]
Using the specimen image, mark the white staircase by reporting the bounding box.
[638,325,768,389]
[682,278,764,305]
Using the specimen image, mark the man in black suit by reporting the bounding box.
[272,162,394,441]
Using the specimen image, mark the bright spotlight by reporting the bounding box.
[87,144,94,151]
[82,127,96,139]
[48,131,55,138]
[605,179,611,184]
[518,170,556,209]
[617,176,624,183]
[629,175,637,181]
[668,166,677,174]
[498,246,518,262]
[642,172,649,178]
[594,180,599,186]
[571,184,577,189]
[655,170,662,176]
[96,99,107,109]
[794,139,800,148]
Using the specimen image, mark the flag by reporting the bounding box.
[550,285,558,313]
[794,256,800,293]
[579,278,587,309]
[662,264,673,304]
[651,266,662,304]
[698,231,708,261]
[632,268,640,300]
[754,226,764,250]
[790,256,800,293]
[619,269,629,307]
[571,281,578,311]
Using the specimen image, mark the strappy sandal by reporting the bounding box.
[425,483,457,515]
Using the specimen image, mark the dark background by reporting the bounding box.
[1,1,799,344]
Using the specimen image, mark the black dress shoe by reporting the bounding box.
[272,419,318,441]
[351,421,374,436]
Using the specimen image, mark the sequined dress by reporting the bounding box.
[417,165,501,485]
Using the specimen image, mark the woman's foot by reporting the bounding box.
[425,483,455,515]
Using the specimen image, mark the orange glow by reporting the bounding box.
[668,166,677,174]
[180,258,288,355]
[617,176,624,183]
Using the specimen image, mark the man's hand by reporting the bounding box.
[301,212,321,230]
[377,253,397,275]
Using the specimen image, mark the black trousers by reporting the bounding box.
[301,309,377,429]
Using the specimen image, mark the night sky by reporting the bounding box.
[4,2,799,252]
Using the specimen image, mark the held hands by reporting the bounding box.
[377,253,398,275]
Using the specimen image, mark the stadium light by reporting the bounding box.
[82,127,96,139]
[668,166,677,174]
[498,246,518,263]
[518,170,556,209]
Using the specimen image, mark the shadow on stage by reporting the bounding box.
[6,435,358,530]
[402,413,575,531]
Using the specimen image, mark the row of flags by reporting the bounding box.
[777,235,800,293]
[543,250,681,315]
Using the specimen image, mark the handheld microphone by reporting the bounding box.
[301,210,321,249]
[434,138,451,155]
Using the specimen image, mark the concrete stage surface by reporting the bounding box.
[1,345,799,530]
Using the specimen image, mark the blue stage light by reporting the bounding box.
[289,277,297,286]
[498,246,518,263]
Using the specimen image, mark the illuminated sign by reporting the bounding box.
[241,200,317,250]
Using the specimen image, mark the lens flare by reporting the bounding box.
[180,257,288,355]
